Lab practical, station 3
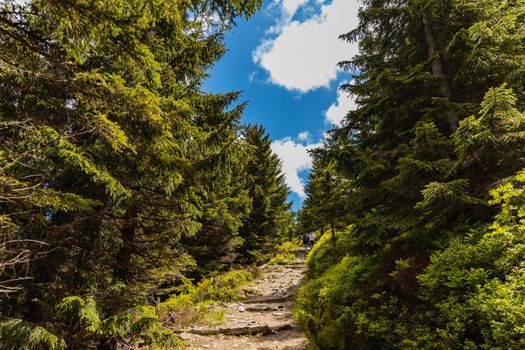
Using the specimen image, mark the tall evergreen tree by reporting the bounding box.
[299,151,349,253]
[182,132,252,275]
[237,125,293,263]
[297,0,525,348]
[0,0,261,348]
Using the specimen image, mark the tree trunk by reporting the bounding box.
[115,205,137,281]
[97,337,117,350]
[421,13,458,132]
[330,220,337,262]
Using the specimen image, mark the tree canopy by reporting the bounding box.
[297,0,525,348]
[0,0,293,348]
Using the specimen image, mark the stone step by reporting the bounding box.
[182,322,294,336]
[241,294,294,304]
[284,264,306,270]
[244,303,284,312]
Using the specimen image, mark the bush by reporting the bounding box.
[268,253,296,265]
[305,227,355,278]
[412,170,525,349]
[295,170,525,349]
[295,256,376,349]
[268,239,302,265]
[191,269,254,302]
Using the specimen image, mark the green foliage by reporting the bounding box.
[454,84,525,178]
[416,179,478,210]
[56,296,101,334]
[0,319,66,350]
[415,169,525,349]
[299,156,349,235]
[304,228,355,278]
[159,270,253,328]
[53,296,179,349]
[296,256,375,350]
[268,254,295,265]
[161,270,254,307]
[120,306,180,350]
[296,0,525,348]
[191,270,254,303]
[268,239,302,265]
[0,0,265,348]
[237,125,294,263]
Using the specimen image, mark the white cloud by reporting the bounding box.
[272,137,322,198]
[325,88,357,126]
[281,0,309,16]
[248,71,257,83]
[253,0,360,92]
[298,131,310,142]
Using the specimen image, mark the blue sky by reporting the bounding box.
[204,0,360,210]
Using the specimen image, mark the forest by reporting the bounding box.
[297,0,525,348]
[0,0,295,348]
[1,0,525,349]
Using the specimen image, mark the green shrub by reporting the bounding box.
[279,239,302,254]
[305,227,355,278]
[191,269,254,302]
[295,255,376,349]
[268,239,302,265]
[268,253,296,265]
[413,170,525,349]
[296,171,525,349]
[158,297,219,329]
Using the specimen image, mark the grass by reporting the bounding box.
[158,269,254,329]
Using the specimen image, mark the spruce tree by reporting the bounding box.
[237,125,292,263]
[299,151,349,253]
[297,0,525,348]
[0,0,261,348]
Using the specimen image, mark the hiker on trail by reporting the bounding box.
[307,232,316,248]
[301,233,309,247]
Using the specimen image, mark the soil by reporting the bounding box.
[177,257,309,350]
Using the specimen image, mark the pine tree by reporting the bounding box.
[297,0,525,348]
[0,0,261,348]
[299,151,349,253]
[237,125,292,263]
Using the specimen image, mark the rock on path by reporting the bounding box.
[178,258,309,350]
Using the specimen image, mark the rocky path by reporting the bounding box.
[178,258,309,350]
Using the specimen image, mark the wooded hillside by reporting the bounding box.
[0,1,295,348]
[2,0,525,349]
[297,0,525,348]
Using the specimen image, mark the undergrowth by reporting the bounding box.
[268,239,302,265]
[159,269,254,329]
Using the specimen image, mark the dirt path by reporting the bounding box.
[178,258,309,350]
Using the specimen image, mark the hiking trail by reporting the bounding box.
[177,257,309,350]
